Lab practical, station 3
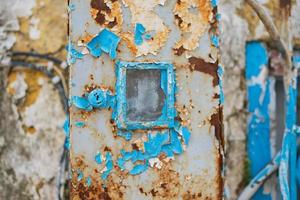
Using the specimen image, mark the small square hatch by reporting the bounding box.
[115,61,176,130]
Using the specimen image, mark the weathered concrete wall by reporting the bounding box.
[0,0,67,199]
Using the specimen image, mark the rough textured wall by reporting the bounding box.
[220,0,300,199]
[0,0,67,199]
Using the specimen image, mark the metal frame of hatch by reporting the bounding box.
[115,61,176,130]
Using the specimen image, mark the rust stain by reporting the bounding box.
[151,164,181,199]
[90,0,123,33]
[173,45,186,56]
[22,125,37,134]
[188,57,219,86]
[182,191,203,200]
[79,33,95,45]
[210,107,224,151]
[121,0,170,57]
[210,106,224,199]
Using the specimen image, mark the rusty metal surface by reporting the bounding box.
[69,0,223,199]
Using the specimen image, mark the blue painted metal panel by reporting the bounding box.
[245,41,272,200]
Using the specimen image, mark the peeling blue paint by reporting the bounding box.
[117,157,126,171]
[174,121,190,145]
[63,117,71,150]
[66,44,84,64]
[279,76,298,200]
[211,0,218,7]
[292,55,300,68]
[117,131,132,141]
[181,127,191,145]
[112,126,190,177]
[86,176,92,187]
[217,66,225,104]
[210,35,219,47]
[71,96,93,111]
[95,152,102,164]
[297,156,300,187]
[75,121,85,128]
[101,152,113,180]
[64,137,71,150]
[144,34,152,40]
[87,29,120,59]
[63,118,70,137]
[245,42,272,200]
[88,89,115,108]
[134,23,146,45]
[77,169,83,182]
[68,3,76,12]
[161,144,174,157]
[216,13,221,21]
[169,129,183,154]
[129,161,149,175]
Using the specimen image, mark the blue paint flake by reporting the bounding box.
[210,35,219,47]
[95,152,102,164]
[71,96,93,111]
[68,3,76,12]
[64,137,71,150]
[161,144,174,157]
[63,118,70,137]
[66,44,84,64]
[211,0,218,7]
[117,158,126,170]
[170,130,183,154]
[181,127,191,145]
[217,66,225,104]
[144,132,170,158]
[77,169,83,182]
[246,42,272,200]
[117,131,132,141]
[174,121,190,145]
[75,121,85,128]
[144,34,152,40]
[86,176,92,187]
[101,152,113,180]
[129,161,149,175]
[292,55,300,68]
[134,23,146,45]
[87,29,120,59]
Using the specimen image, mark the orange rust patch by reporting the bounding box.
[90,0,123,32]
[79,33,95,44]
[22,125,37,134]
[209,106,224,199]
[198,0,213,22]
[173,45,186,56]
[150,165,181,199]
